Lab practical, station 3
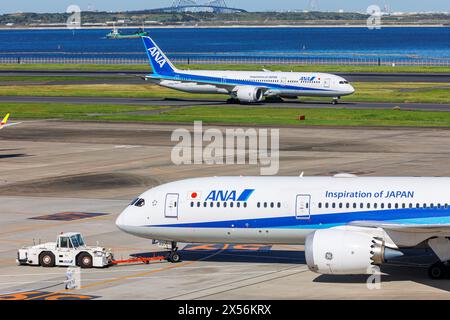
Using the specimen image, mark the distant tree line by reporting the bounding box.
[0,11,448,26]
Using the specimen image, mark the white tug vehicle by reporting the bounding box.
[17,232,113,268]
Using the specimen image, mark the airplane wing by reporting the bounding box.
[2,122,21,128]
[349,220,450,233]
[144,74,270,93]
[348,220,450,248]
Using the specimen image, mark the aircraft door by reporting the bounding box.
[295,194,311,220]
[324,78,331,88]
[281,77,287,86]
[165,193,179,218]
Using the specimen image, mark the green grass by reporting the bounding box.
[0,82,448,104]
[0,63,449,73]
[89,106,450,127]
[3,102,450,127]
[0,103,168,119]
[0,76,122,82]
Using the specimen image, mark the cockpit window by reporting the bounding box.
[134,198,145,207]
[339,80,349,84]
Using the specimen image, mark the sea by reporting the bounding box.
[0,27,448,63]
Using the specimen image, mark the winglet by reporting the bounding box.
[1,113,10,125]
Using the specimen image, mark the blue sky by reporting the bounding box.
[1,0,449,14]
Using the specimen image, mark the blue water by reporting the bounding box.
[0,27,448,62]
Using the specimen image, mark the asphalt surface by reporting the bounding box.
[1,70,450,83]
[1,95,450,111]
[2,121,450,299]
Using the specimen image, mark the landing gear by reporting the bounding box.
[332,97,340,105]
[167,241,181,263]
[226,98,240,104]
[428,261,449,279]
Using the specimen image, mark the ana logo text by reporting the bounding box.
[148,46,167,68]
[300,76,316,82]
[205,189,255,202]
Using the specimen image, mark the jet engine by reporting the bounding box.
[305,229,403,275]
[234,86,264,103]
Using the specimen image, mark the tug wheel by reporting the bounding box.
[39,251,55,267]
[78,253,93,269]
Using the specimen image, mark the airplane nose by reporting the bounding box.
[115,210,127,230]
[349,85,355,94]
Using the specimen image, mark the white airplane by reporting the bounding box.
[0,113,20,130]
[141,36,355,104]
[116,175,450,279]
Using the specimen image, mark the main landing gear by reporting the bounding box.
[167,241,181,263]
[428,261,450,279]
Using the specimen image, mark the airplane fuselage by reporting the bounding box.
[116,176,450,246]
[148,70,355,98]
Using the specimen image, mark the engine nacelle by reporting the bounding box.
[234,86,264,103]
[305,229,402,275]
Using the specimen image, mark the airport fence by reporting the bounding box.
[0,56,449,67]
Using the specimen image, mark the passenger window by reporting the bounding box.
[374,203,378,209]
[217,202,220,208]
[332,203,336,209]
[339,203,343,209]
[264,202,267,208]
[388,203,392,209]
[360,203,364,209]
[190,201,194,207]
[381,203,384,209]
[244,203,247,208]
[237,202,241,208]
[318,203,322,209]
[230,202,234,208]
[367,203,370,209]
[277,202,281,208]
[325,203,329,208]
[257,202,260,208]
[270,202,274,208]
[197,202,201,207]
[210,202,214,208]
[203,202,207,207]
[353,203,357,209]
[224,202,227,208]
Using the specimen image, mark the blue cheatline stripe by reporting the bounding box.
[147,207,450,229]
[237,189,255,201]
[150,72,332,92]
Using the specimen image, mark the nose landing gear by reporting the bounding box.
[167,241,181,263]
[332,97,340,105]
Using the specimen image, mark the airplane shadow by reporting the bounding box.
[131,248,306,265]
[131,247,450,292]
[0,153,27,159]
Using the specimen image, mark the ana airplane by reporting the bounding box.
[0,114,20,130]
[116,175,450,279]
[141,36,355,104]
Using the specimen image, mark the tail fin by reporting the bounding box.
[142,36,177,75]
[1,113,9,125]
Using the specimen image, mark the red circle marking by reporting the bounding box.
[191,192,198,199]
